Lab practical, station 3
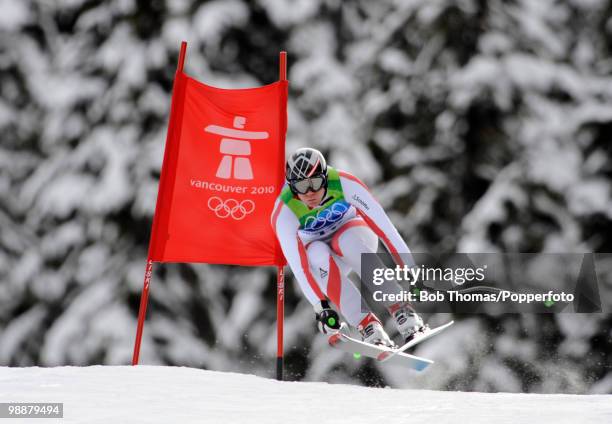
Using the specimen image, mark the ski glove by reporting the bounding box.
[314,300,342,334]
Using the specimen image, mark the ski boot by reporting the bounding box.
[389,302,428,344]
[358,313,395,348]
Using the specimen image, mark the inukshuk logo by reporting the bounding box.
[204,116,269,180]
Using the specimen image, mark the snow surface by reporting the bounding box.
[1,366,610,424]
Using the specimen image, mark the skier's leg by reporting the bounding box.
[332,254,352,279]
[307,240,394,346]
[306,241,369,327]
[330,218,406,305]
[330,218,426,341]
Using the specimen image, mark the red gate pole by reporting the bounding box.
[132,257,153,365]
[132,41,188,365]
[276,266,285,380]
[276,51,287,381]
[279,51,287,81]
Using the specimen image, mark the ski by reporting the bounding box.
[378,321,454,363]
[328,331,433,371]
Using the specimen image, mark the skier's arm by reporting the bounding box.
[339,171,415,267]
[271,198,326,306]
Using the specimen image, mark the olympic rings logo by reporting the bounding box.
[303,202,349,231]
[207,196,255,220]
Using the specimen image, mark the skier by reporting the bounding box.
[271,147,427,347]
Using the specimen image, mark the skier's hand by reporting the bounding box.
[314,301,342,334]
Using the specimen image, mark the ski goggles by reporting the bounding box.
[289,174,327,194]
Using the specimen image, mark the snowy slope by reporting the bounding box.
[1,366,610,424]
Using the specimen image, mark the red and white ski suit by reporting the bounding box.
[271,170,414,327]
